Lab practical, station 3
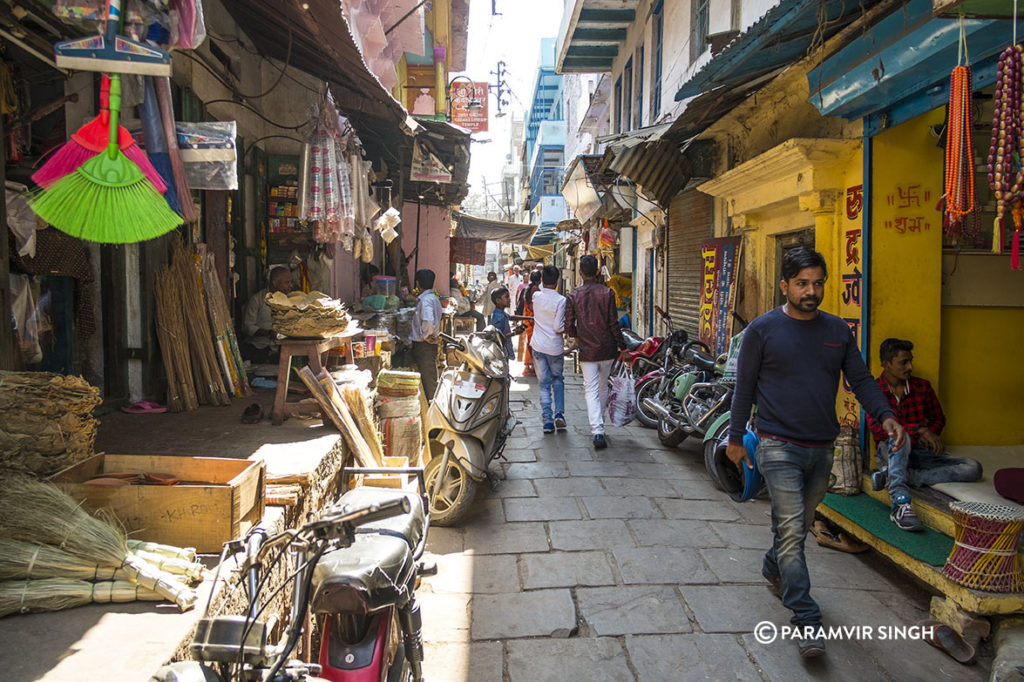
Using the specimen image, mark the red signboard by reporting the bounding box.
[450,81,489,133]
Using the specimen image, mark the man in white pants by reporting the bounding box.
[566,255,625,449]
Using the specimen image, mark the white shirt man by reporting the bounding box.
[530,266,567,433]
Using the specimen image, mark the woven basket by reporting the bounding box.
[942,501,1024,593]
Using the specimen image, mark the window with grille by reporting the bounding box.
[691,0,709,63]
[651,7,663,119]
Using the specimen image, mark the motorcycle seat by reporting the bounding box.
[311,532,414,615]
[621,329,644,351]
[692,353,717,372]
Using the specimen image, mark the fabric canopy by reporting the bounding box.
[453,211,537,244]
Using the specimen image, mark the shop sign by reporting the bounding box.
[838,183,864,428]
[698,236,742,356]
[450,81,489,133]
[410,140,452,183]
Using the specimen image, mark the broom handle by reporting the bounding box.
[98,74,111,127]
[105,0,123,44]
[107,74,121,159]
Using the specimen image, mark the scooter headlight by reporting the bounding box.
[486,357,507,378]
[479,395,500,418]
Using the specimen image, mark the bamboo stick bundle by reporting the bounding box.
[0,578,163,617]
[200,247,250,398]
[171,241,230,407]
[0,477,197,611]
[296,366,377,467]
[155,266,198,412]
[0,538,204,583]
[126,539,196,563]
[340,384,384,466]
[132,549,206,582]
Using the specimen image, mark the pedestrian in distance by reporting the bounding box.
[566,255,626,449]
[517,269,542,376]
[726,246,906,659]
[531,265,567,434]
[410,268,442,400]
[480,271,501,319]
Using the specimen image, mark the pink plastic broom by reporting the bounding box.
[32,73,167,193]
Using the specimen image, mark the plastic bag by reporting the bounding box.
[829,426,862,495]
[608,368,636,427]
[176,121,237,190]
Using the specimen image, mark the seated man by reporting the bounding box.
[450,277,485,332]
[866,338,983,532]
[240,265,294,364]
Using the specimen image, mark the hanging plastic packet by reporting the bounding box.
[175,121,237,190]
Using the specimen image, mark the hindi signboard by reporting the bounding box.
[698,237,743,356]
[450,81,489,133]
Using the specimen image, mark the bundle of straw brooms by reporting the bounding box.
[0,476,203,616]
[154,239,233,411]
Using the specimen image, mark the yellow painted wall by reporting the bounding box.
[939,307,1024,445]
[869,109,945,388]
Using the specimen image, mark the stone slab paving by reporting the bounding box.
[420,371,991,680]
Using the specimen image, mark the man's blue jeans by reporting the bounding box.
[758,437,834,626]
[532,350,565,423]
[876,439,983,503]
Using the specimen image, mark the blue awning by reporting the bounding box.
[807,0,1024,124]
[675,0,867,101]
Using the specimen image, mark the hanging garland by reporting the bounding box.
[945,63,979,239]
[987,44,1024,268]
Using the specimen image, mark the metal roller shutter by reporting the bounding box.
[666,189,712,339]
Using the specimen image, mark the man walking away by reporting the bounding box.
[410,268,442,400]
[531,265,567,434]
[727,247,905,659]
[866,337,981,531]
[566,255,625,449]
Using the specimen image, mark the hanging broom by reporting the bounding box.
[28,72,181,243]
[154,75,200,223]
[0,476,197,611]
[32,73,167,194]
[0,578,163,618]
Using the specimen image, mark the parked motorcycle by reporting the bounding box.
[613,306,677,382]
[423,328,517,526]
[633,329,706,429]
[151,478,430,682]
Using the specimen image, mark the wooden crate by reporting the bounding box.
[50,454,265,553]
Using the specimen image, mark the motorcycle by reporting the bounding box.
[613,306,677,382]
[653,350,732,448]
[151,477,431,682]
[423,327,517,526]
[633,329,708,429]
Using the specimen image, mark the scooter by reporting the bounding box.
[151,480,430,682]
[423,327,517,526]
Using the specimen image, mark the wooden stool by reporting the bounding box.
[272,332,360,425]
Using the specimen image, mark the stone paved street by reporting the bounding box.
[419,371,990,681]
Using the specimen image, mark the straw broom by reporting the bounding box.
[0,538,204,583]
[200,247,250,397]
[127,539,196,563]
[0,578,163,618]
[340,384,384,466]
[0,477,197,611]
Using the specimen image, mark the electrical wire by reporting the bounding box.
[204,98,312,130]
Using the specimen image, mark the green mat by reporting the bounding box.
[822,493,954,566]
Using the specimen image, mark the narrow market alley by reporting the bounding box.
[417,370,992,681]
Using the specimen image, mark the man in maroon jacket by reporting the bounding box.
[566,255,625,449]
[866,338,982,531]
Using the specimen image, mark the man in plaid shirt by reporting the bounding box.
[866,338,982,531]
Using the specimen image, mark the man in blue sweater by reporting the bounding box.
[726,247,905,659]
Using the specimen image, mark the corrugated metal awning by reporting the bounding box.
[674,0,869,101]
[599,123,691,209]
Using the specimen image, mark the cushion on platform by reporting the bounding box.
[929,445,1024,513]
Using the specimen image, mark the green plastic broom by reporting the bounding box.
[29,72,182,243]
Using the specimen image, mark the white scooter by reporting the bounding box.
[423,327,517,526]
